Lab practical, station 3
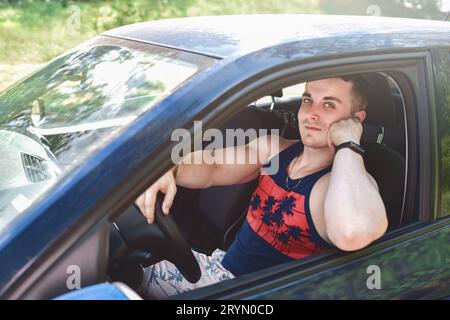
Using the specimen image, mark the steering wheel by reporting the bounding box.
[109,192,201,287]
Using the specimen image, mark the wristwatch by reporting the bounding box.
[335,141,365,157]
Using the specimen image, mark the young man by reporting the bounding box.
[135,75,388,299]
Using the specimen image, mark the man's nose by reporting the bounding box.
[306,104,320,120]
[309,112,319,121]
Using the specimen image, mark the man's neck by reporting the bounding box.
[297,145,334,172]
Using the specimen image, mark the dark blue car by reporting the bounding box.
[0,14,449,300]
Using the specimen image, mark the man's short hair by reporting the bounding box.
[338,74,374,113]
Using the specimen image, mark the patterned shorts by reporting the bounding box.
[138,249,235,299]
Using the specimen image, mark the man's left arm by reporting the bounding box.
[324,118,388,251]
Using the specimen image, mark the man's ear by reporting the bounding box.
[353,110,366,123]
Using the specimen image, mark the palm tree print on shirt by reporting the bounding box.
[285,225,303,255]
[269,196,296,245]
[249,194,261,211]
[256,196,277,233]
[246,175,328,259]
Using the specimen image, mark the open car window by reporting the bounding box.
[136,72,410,300]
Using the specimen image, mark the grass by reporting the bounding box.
[0,0,445,90]
[0,0,322,64]
[0,0,445,65]
[0,1,103,64]
[0,0,321,90]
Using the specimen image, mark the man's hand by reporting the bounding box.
[327,117,363,153]
[135,166,177,224]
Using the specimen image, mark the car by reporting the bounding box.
[0,14,449,300]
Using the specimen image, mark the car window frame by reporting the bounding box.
[171,51,444,299]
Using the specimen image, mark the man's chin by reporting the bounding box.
[300,136,328,149]
[303,143,328,149]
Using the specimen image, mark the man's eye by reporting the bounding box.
[324,102,335,109]
[302,98,312,104]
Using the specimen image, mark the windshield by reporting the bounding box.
[0,36,215,233]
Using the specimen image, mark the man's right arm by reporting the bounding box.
[176,135,273,188]
[136,135,283,224]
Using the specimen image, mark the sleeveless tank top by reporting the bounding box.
[221,141,333,276]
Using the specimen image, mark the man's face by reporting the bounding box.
[298,78,363,148]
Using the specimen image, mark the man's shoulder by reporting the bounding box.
[279,137,299,151]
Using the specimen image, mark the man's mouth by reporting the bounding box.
[304,125,321,131]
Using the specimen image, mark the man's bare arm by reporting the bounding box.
[323,149,388,251]
[175,135,273,188]
[310,117,388,251]
[310,118,388,251]
[136,135,291,224]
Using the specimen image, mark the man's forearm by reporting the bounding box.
[173,150,217,189]
[324,148,387,250]
[173,138,266,189]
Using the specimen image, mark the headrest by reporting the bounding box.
[364,73,397,128]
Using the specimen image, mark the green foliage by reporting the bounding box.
[434,49,450,214]
[319,0,446,19]
[442,135,450,210]
[0,1,100,63]
[92,0,193,32]
[443,191,450,213]
[0,0,446,65]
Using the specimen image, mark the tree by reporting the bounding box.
[318,0,446,20]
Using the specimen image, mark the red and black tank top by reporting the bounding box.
[221,141,333,276]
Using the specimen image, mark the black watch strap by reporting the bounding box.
[335,141,365,157]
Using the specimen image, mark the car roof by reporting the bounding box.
[102,14,450,58]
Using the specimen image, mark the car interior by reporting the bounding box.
[168,72,406,251]
[107,71,408,298]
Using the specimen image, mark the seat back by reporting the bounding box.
[171,107,283,253]
[361,73,406,229]
[362,142,405,229]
